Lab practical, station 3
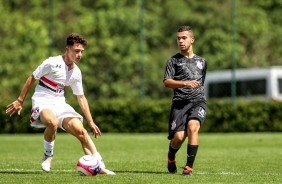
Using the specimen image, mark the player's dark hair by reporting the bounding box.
[66,33,88,47]
[178,26,194,39]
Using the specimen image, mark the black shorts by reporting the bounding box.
[168,100,207,140]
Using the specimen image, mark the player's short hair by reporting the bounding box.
[177,26,194,39]
[66,33,88,47]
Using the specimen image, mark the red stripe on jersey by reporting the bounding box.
[40,76,59,88]
[40,76,65,90]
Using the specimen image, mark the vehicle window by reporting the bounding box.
[279,78,282,94]
[208,79,266,98]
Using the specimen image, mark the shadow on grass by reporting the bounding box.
[0,170,42,174]
[0,169,74,175]
[0,169,170,175]
[114,170,168,174]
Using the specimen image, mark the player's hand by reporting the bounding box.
[6,100,23,117]
[184,80,201,89]
[91,123,102,138]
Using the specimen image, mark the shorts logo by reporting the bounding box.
[171,120,176,130]
[198,107,206,118]
[30,107,40,123]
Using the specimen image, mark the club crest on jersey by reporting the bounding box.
[56,84,65,93]
[196,61,204,70]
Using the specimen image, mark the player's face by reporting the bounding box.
[66,43,85,64]
[177,31,194,51]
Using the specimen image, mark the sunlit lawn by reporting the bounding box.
[0,133,281,184]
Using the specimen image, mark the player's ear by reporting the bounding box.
[191,37,195,44]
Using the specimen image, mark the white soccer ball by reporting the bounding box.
[77,155,101,176]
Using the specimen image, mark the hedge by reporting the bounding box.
[1,99,282,133]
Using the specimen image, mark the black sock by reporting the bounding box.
[186,144,198,168]
[168,144,180,161]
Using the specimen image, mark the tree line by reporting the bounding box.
[1,0,281,104]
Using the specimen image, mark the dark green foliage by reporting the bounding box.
[1,0,281,133]
[92,98,170,133]
[1,0,282,101]
[1,99,282,133]
[202,100,282,132]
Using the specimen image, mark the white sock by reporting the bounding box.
[93,152,106,169]
[44,140,54,157]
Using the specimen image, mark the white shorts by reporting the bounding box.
[30,100,83,131]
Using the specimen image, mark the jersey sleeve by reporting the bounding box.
[163,58,175,81]
[201,60,207,86]
[33,58,52,79]
[70,69,84,96]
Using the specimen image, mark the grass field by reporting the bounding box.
[0,133,281,184]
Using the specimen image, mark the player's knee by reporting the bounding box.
[173,131,186,143]
[188,120,200,134]
[77,128,89,142]
[40,109,59,129]
[45,118,59,130]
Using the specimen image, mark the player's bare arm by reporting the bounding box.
[77,95,101,138]
[163,79,200,89]
[6,75,36,117]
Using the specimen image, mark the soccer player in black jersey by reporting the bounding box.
[163,26,207,176]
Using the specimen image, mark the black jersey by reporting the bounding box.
[164,53,207,101]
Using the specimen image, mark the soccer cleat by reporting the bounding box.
[41,154,53,172]
[99,168,116,175]
[182,166,193,176]
[167,158,177,173]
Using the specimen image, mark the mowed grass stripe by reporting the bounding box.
[0,133,281,184]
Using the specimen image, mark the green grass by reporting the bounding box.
[0,133,281,184]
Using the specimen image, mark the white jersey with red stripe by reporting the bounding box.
[30,55,84,130]
[32,55,84,103]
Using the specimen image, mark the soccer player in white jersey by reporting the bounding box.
[6,33,115,175]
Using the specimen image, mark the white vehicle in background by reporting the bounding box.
[204,66,282,101]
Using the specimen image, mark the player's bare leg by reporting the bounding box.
[183,119,200,176]
[40,109,59,172]
[63,117,115,175]
[187,120,200,145]
[63,117,97,154]
[168,131,186,173]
